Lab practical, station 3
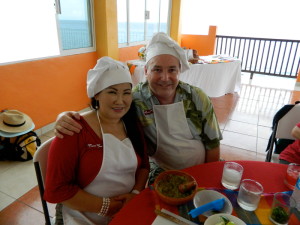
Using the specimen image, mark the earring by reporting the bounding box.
[95,100,99,109]
[92,98,99,109]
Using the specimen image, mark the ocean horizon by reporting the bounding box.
[59,20,167,49]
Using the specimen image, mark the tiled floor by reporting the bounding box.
[0,73,299,224]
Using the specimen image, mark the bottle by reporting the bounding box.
[291,174,300,211]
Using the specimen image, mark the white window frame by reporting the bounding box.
[55,0,96,56]
[118,0,172,48]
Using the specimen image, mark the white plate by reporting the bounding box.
[193,190,233,217]
[204,213,246,225]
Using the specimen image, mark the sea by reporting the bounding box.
[59,20,167,50]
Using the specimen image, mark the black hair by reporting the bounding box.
[122,103,146,159]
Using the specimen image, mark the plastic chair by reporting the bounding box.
[265,103,300,162]
[33,137,54,225]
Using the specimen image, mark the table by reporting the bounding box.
[127,59,241,98]
[110,161,299,225]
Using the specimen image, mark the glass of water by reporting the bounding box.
[221,162,243,190]
[237,179,264,211]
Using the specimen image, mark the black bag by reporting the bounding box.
[0,131,41,161]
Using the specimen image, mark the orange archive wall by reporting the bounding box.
[181,26,217,56]
[0,52,98,129]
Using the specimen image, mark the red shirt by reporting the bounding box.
[44,116,148,203]
[279,122,300,164]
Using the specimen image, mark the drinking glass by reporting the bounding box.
[269,192,296,225]
[237,179,263,211]
[284,163,300,190]
[221,162,243,190]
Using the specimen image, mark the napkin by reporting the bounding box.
[151,208,198,225]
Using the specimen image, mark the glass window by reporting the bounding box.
[58,0,94,50]
[117,0,128,44]
[146,0,159,40]
[0,0,94,65]
[129,0,145,43]
[0,0,59,64]
[117,0,171,46]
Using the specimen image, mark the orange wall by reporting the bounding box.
[181,26,217,56]
[0,52,98,129]
[119,45,144,62]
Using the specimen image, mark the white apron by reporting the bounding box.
[151,101,205,170]
[62,131,137,225]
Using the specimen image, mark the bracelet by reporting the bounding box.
[131,189,140,195]
[97,197,110,217]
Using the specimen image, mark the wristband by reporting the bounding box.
[131,189,140,195]
[97,197,110,217]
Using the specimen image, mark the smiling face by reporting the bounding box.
[145,54,180,104]
[95,83,132,121]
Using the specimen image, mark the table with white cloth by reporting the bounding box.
[127,57,242,98]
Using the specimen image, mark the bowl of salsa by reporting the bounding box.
[154,170,198,205]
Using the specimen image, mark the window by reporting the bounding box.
[0,0,94,65]
[58,0,94,52]
[117,0,171,46]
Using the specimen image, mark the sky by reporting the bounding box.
[181,0,300,40]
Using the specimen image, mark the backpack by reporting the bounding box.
[0,131,41,161]
[266,101,300,154]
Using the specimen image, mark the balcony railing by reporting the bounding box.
[215,36,300,78]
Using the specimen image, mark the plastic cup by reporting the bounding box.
[269,192,296,225]
[237,179,263,211]
[284,163,300,190]
[221,162,243,190]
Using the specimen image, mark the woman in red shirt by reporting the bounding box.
[279,122,300,164]
[44,57,149,225]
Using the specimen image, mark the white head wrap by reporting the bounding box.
[145,32,190,72]
[87,56,132,98]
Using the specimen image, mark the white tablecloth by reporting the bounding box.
[129,60,241,98]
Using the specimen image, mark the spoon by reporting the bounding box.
[188,198,225,218]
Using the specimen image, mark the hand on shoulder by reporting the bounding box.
[54,111,83,138]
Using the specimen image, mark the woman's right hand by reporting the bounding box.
[54,111,83,138]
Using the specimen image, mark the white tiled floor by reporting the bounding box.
[0,130,55,211]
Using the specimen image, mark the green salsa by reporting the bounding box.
[157,174,192,198]
[271,206,289,224]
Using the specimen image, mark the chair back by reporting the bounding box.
[33,137,54,225]
[276,103,300,139]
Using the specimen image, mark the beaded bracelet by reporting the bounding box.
[131,189,140,195]
[97,197,110,217]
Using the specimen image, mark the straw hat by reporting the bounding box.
[0,110,35,137]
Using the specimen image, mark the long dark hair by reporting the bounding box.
[122,103,146,159]
[90,97,145,158]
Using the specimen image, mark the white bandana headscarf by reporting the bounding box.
[87,56,132,98]
[145,32,190,73]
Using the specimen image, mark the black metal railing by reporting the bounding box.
[215,36,300,78]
